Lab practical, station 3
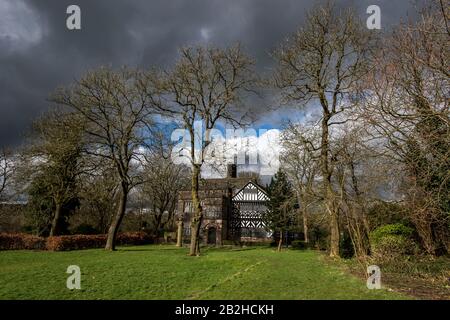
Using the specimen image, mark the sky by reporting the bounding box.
[0,0,425,148]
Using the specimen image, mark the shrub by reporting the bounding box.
[310,226,329,251]
[291,240,311,250]
[46,234,106,251]
[311,236,329,251]
[117,232,152,246]
[370,223,416,259]
[1,232,154,251]
[46,232,152,251]
[0,233,46,250]
[339,232,355,258]
[71,223,100,235]
[370,223,414,242]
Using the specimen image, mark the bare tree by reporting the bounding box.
[155,44,256,256]
[0,148,14,201]
[281,123,320,243]
[331,126,374,261]
[76,159,119,234]
[52,67,159,250]
[140,142,189,237]
[363,3,450,255]
[273,2,376,257]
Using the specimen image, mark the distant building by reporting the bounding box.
[176,164,271,245]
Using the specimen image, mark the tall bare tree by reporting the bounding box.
[281,123,320,243]
[0,148,14,201]
[331,126,374,260]
[52,67,159,250]
[155,44,256,256]
[363,2,450,255]
[140,140,189,237]
[273,3,376,257]
[76,159,119,234]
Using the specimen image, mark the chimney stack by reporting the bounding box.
[226,164,237,178]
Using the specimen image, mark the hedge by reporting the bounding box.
[46,234,107,251]
[0,232,152,251]
[0,233,46,250]
[116,232,151,246]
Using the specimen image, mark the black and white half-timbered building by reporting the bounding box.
[176,164,271,245]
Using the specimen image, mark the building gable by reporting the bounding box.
[232,181,269,202]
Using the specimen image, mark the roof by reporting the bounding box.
[199,177,252,190]
[180,177,262,192]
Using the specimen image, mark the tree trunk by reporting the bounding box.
[176,219,183,247]
[153,210,163,238]
[297,191,309,243]
[328,186,340,257]
[190,220,201,255]
[277,230,283,252]
[189,164,203,256]
[303,207,309,244]
[105,182,128,251]
[320,113,340,257]
[49,202,62,237]
[326,154,339,257]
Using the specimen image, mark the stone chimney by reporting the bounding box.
[226,164,237,178]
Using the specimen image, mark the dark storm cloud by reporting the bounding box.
[0,0,422,147]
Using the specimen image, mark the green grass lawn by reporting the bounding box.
[0,245,409,300]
